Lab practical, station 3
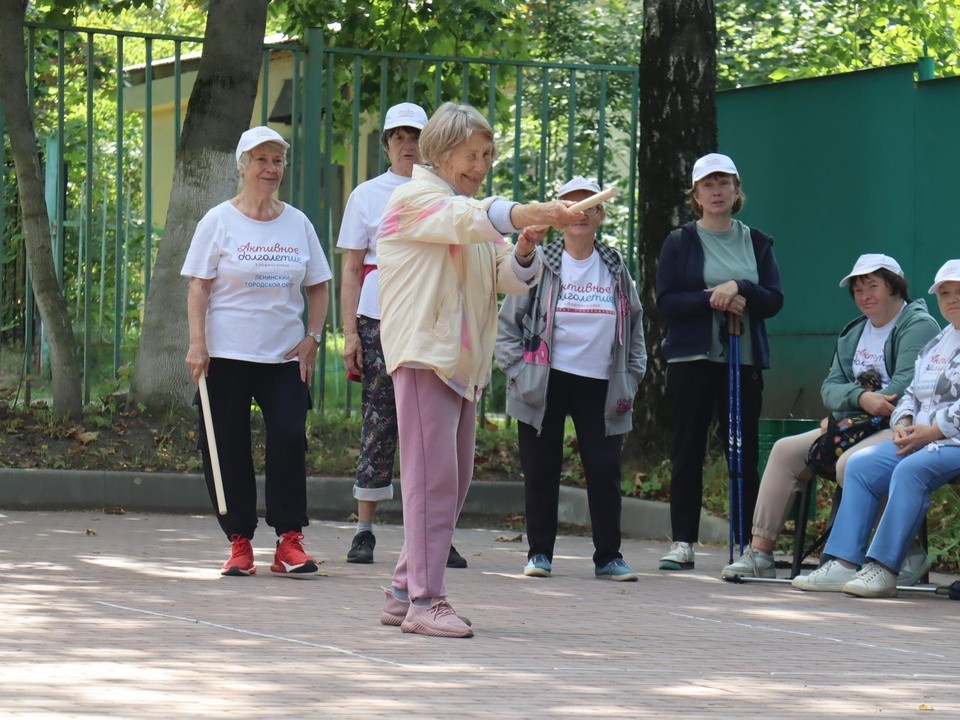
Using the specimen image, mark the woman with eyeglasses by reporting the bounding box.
[655,153,783,572]
[496,176,647,581]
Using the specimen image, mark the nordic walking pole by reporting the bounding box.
[727,574,956,596]
[727,312,744,561]
[727,315,736,564]
[198,373,227,515]
[732,313,744,556]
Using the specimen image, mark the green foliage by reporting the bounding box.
[716,0,960,88]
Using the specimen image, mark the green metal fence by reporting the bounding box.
[0,23,641,412]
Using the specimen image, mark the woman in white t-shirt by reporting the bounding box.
[496,176,647,581]
[723,254,939,581]
[181,126,332,579]
[792,259,960,597]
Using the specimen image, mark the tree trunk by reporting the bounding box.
[0,0,83,419]
[129,0,270,410]
[630,0,717,462]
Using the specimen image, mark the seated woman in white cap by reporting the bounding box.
[496,176,647,581]
[792,259,960,597]
[722,254,939,581]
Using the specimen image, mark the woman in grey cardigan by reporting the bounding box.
[495,176,646,581]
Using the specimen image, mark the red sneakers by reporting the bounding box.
[221,535,256,576]
[270,531,319,578]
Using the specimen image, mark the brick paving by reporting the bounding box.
[1,509,957,719]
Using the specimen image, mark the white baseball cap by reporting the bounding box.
[235,126,289,162]
[383,103,428,132]
[557,175,601,199]
[928,259,960,294]
[838,253,904,287]
[692,153,739,183]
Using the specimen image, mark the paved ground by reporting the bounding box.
[1,510,957,719]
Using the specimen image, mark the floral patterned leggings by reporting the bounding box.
[354,315,399,501]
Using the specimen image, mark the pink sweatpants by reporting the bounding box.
[391,366,476,601]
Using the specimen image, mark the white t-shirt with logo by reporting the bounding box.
[851,303,905,386]
[181,200,332,363]
[550,249,617,380]
[335,169,410,320]
[913,326,960,425]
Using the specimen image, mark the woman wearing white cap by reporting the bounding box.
[335,103,466,569]
[182,126,332,578]
[792,260,960,597]
[496,176,647,581]
[376,102,581,637]
[656,153,783,571]
[722,254,939,581]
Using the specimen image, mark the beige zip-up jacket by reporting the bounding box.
[377,165,541,401]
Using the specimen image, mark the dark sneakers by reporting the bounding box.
[347,530,376,564]
[447,544,468,569]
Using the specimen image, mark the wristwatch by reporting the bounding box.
[307,331,323,345]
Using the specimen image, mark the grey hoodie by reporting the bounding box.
[495,239,646,435]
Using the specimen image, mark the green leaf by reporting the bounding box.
[768,67,793,81]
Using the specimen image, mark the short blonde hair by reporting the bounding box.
[418,102,496,168]
[237,141,288,173]
[685,173,745,218]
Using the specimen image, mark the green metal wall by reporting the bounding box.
[718,63,957,418]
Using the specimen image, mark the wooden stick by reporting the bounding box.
[198,373,227,516]
[530,186,620,232]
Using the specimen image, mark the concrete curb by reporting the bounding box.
[0,468,729,543]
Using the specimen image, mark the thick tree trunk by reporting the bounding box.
[631,0,717,461]
[129,0,270,410]
[0,0,83,419]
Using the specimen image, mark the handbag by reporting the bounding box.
[806,413,889,480]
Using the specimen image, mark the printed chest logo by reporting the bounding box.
[557,281,614,314]
[236,242,303,288]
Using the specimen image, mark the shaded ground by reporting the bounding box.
[1,510,958,719]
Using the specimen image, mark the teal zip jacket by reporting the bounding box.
[821,297,940,418]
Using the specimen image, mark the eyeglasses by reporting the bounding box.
[583,205,603,217]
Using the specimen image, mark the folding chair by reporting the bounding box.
[788,476,841,579]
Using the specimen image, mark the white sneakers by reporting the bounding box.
[792,558,901,597]
[842,562,898,598]
[721,547,776,580]
[897,544,932,587]
[659,541,695,570]
[791,559,858,592]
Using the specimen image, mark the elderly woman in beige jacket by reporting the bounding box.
[376,102,581,638]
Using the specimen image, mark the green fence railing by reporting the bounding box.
[0,22,640,413]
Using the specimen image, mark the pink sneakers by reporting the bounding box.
[221,535,256,576]
[380,588,472,628]
[400,598,473,638]
[270,531,318,578]
[380,587,410,626]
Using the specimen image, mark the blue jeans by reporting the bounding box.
[824,438,960,572]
